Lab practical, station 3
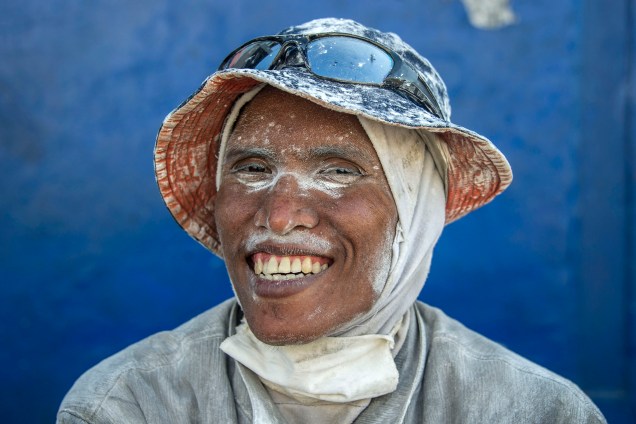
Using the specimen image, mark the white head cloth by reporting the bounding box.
[335,116,447,337]
[219,86,447,405]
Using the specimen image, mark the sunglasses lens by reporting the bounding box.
[224,41,282,70]
[306,37,393,84]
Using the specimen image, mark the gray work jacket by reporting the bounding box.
[57,299,606,423]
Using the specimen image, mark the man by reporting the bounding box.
[58,18,606,423]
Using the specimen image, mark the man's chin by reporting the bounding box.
[250,324,327,346]
[244,307,341,345]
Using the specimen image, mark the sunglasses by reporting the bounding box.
[218,33,445,120]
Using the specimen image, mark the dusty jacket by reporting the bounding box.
[58,299,606,423]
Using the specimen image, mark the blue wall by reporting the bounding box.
[0,1,633,422]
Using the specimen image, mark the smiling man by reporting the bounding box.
[58,18,606,424]
[215,87,397,345]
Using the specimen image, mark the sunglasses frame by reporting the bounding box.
[219,32,445,120]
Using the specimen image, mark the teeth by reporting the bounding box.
[279,257,291,273]
[301,257,312,274]
[260,272,306,281]
[291,258,302,273]
[265,256,278,275]
[254,254,330,278]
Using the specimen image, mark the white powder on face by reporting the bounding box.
[367,221,396,295]
[237,170,346,199]
[290,170,349,197]
[245,231,332,254]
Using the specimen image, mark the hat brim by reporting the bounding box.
[155,68,512,255]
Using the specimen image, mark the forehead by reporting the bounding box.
[227,86,377,157]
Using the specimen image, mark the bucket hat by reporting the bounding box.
[154,18,512,255]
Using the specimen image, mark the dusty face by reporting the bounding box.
[215,86,397,345]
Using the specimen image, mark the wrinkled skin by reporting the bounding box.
[215,86,397,345]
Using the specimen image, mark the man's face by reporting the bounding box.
[215,86,397,345]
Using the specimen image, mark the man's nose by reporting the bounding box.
[254,175,319,234]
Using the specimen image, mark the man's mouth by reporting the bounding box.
[251,252,330,280]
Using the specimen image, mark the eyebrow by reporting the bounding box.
[307,145,376,164]
[223,146,276,163]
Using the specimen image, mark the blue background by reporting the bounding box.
[1,0,634,422]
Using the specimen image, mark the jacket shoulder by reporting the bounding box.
[57,299,238,423]
[415,302,606,423]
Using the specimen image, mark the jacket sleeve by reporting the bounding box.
[57,410,92,424]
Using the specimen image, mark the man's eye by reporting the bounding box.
[229,161,273,185]
[319,165,363,184]
[331,168,357,175]
[233,162,269,173]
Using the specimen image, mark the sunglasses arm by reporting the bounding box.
[383,76,443,120]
